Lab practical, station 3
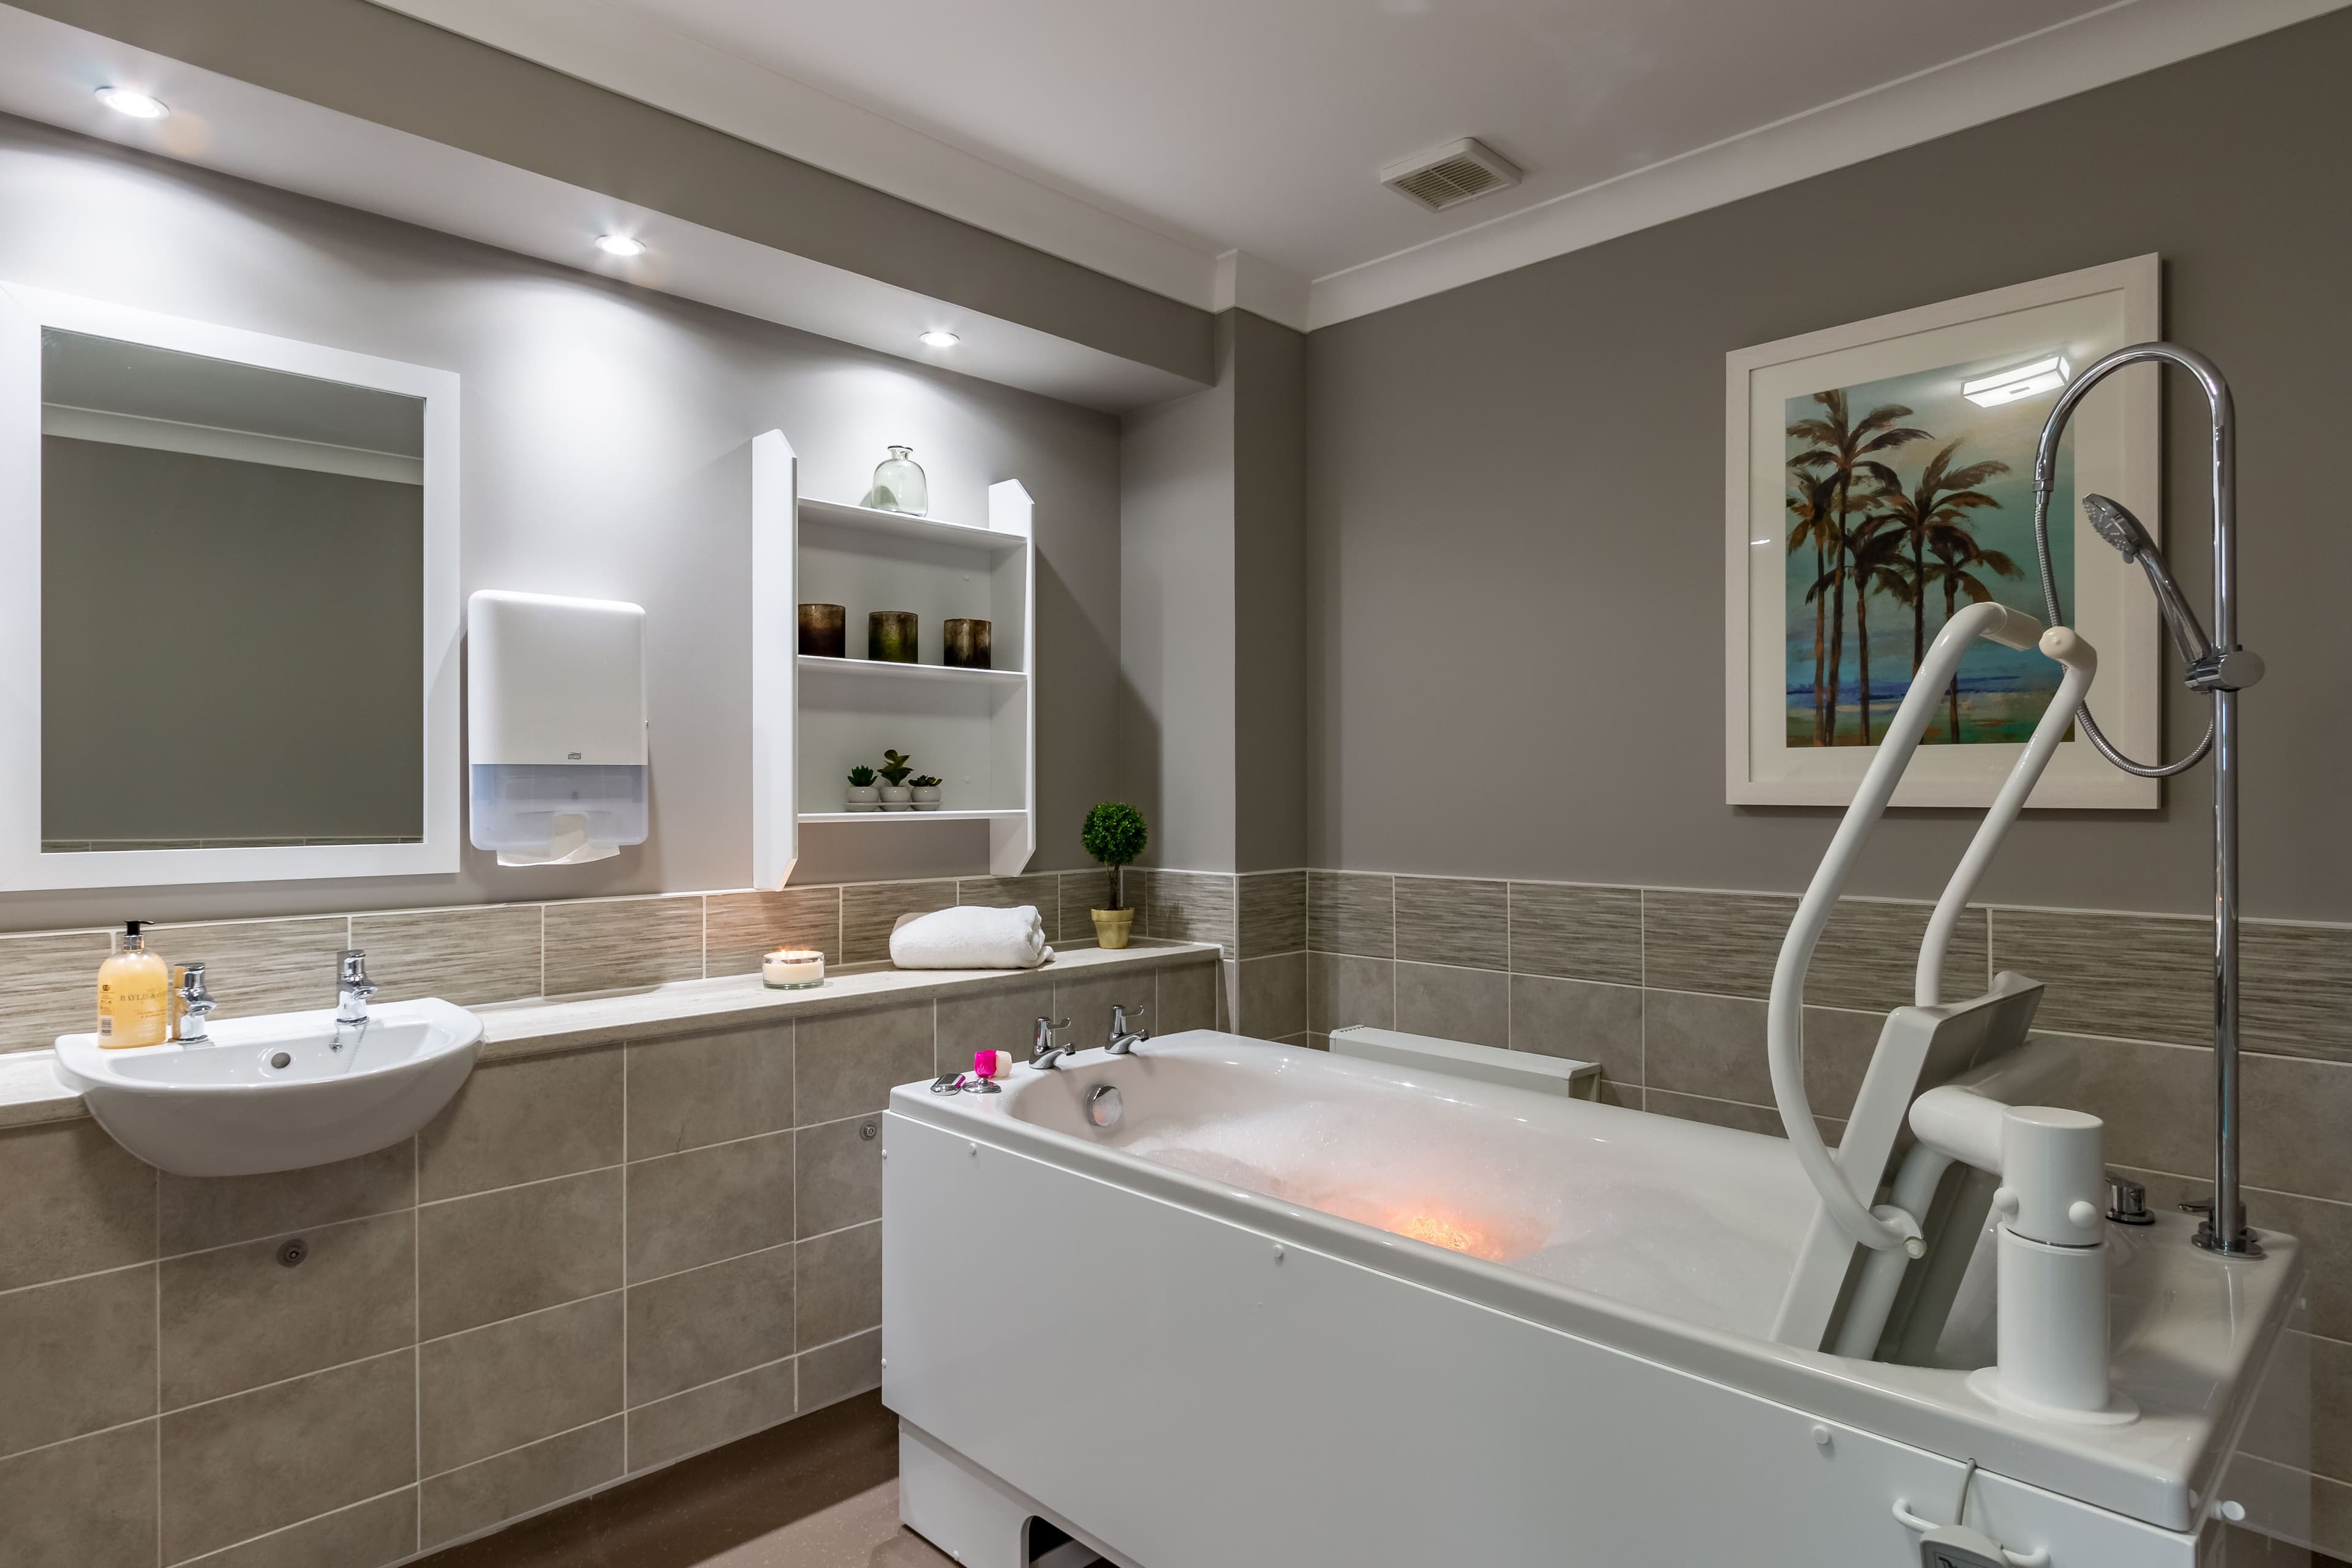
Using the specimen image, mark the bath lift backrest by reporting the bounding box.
[1762,600,2101,1363]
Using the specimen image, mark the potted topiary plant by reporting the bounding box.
[876,750,914,811]
[844,764,880,812]
[909,774,943,810]
[1081,801,1148,949]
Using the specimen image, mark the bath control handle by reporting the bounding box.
[2106,1172,2154,1225]
[1031,1017,1075,1069]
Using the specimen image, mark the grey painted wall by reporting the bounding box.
[1117,309,1308,873]
[20,0,1214,383]
[0,113,1123,929]
[1305,10,2352,921]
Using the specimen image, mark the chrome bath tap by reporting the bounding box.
[1106,1003,1148,1055]
[334,949,379,1027]
[1030,1016,1076,1070]
[2032,342,2265,1257]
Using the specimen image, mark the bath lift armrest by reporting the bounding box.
[1766,602,2096,1258]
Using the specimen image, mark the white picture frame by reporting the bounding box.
[1724,255,2161,808]
[0,283,461,888]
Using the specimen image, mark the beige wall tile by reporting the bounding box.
[1643,1088,1787,1138]
[1395,877,1506,970]
[705,888,841,978]
[1148,871,1237,958]
[418,1295,622,1477]
[1507,884,1641,986]
[1309,872,1393,958]
[352,905,542,1008]
[1801,1008,1888,1124]
[625,1245,795,1407]
[419,1416,622,1552]
[2244,1330,2352,1488]
[2244,1054,2352,1204]
[1643,989,1771,1104]
[1238,870,1306,958]
[1811,900,1986,1012]
[2242,922,2352,1062]
[1235,952,1306,1040]
[161,1349,415,1563]
[1992,907,2210,1045]
[186,1488,417,1568]
[0,1264,154,1459]
[541,897,703,996]
[796,1117,883,1238]
[2065,1032,2213,1185]
[841,881,956,966]
[0,1420,157,1568]
[0,1120,155,1292]
[625,1023,794,1159]
[160,1143,413,1257]
[418,1049,623,1202]
[795,1220,881,1351]
[794,1003,933,1125]
[153,916,351,1019]
[1393,962,1507,1048]
[934,976,1053,1076]
[625,1133,795,1283]
[417,1168,622,1340]
[799,1328,881,1413]
[161,1212,415,1410]
[1156,960,1219,1035]
[1640,890,1793,1000]
[625,1357,796,1474]
[0,929,111,1054]
[1309,952,1393,1035]
[1509,975,1640,1089]
[1054,968,1146,1050]
[1057,869,1123,944]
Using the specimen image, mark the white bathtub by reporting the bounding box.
[882,1032,2299,1568]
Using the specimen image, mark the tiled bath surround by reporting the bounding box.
[0,948,1221,1567]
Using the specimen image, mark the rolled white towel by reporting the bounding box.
[889,904,1054,970]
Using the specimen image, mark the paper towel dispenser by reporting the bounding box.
[467,590,647,867]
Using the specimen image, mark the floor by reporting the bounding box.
[416,1393,954,1568]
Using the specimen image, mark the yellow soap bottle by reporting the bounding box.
[96,921,172,1049]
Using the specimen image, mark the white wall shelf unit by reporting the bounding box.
[750,431,1036,886]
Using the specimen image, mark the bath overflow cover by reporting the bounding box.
[268,1051,293,1069]
[1087,1084,1123,1130]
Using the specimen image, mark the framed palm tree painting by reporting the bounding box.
[1724,254,2161,807]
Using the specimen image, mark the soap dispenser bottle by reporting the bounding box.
[95,921,172,1049]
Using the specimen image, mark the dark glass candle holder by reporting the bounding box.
[869,611,919,663]
[943,618,993,669]
[797,603,846,658]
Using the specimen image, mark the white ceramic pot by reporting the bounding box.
[845,786,881,812]
[910,785,941,811]
[880,785,914,812]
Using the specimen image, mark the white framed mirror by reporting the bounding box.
[0,284,459,889]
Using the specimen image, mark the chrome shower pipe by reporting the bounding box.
[2030,342,2263,1258]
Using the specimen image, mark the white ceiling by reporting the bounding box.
[599,0,2113,285]
[372,0,2345,329]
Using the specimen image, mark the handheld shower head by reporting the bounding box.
[2081,492,2214,669]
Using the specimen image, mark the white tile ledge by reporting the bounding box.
[0,939,1219,1131]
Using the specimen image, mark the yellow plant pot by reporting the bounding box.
[1090,908,1135,949]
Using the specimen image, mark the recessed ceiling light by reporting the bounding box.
[594,234,646,258]
[1962,355,2070,407]
[96,88,168,120]
[918,330,960,349]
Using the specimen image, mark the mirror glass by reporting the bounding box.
[40,329,426,851]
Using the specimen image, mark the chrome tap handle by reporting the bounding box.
[2105,1172,2153,1226]
[334,949,379,1023]
[1109,1003,1147,1042]
[1030,1016,1072,1065]
[176,962,217,1043]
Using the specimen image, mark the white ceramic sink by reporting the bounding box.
[53,998,481,1177]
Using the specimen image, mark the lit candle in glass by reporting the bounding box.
[762,948,824,989]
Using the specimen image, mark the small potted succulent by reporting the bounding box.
[1081,801,1148,949]
[876,749,915,810]
[844,764,880,812]
[909,774,943,810]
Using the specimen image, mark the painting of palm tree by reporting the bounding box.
[1783,358,2074,747]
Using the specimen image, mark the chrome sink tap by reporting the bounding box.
[1106,1003,1149,1055]
[334,949,379,1026]
[175,962,216,1046]
[1030,1016,1076,1070]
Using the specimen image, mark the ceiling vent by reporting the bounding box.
[1379,137,1523,211]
